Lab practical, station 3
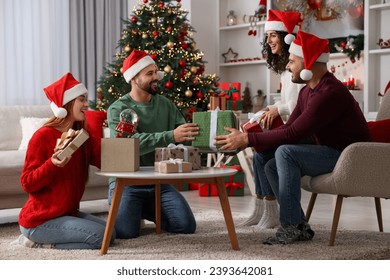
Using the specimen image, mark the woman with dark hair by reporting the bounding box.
[18,72,115,249]
[240,10,303,230]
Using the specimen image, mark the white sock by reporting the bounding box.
[18,234,54,249]
[253,199,280,230]
[239,198,264,226]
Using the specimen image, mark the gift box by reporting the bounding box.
[240,112,284,152]
[172,182,189,191]
[56,129,90,160]
[198,165,245,196]
[227,100,243,111]
[101,138,140,172]
[209,95,227,110]
[220,82,241,101]
[154,159,192,173]
[155,144,201,170]
[192,110,239,153]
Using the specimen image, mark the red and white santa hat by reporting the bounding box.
[289,31,330,81]
[264,10,301,44]
[123,50,163,83]
[43,72,88,118]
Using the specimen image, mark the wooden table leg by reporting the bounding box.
[100,179,125,255]
[215,177,240,250]
[155,183,161,234]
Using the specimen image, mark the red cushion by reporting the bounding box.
[367,119,390,143]
[85,110,107,139]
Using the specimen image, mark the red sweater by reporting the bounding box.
[19,126,101,228]
[248,72,370,151]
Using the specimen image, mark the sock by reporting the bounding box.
[238,198,264,226]
[253,199,280,230]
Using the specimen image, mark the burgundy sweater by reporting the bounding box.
[248,72,370,151]
[19,126,101,228]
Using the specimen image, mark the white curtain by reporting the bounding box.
[0,0,70,106]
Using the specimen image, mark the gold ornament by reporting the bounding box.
[97,87,103,93]
[164,65,172,73]
[120,67,123,73]
[185,89,193,97]
[190,66,198,73]
[108,87,113,93]
[151,17,157,23]
[167,41,174,48]
[142,33,148,39]
[207,103,211,109]
[124,45,131,53]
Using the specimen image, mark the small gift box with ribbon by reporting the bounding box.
[220,82,242,111]
[155,144,201,170]
[55,128,89,160]
[172,182,189,191]
[192,109,239,153]
[209,95,227,111]
[240,111,284,152]
[154,158,192,173]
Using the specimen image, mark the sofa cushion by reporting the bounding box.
[18,117,49,150]
[85,110,107,140]
[0,150,26,176]
[0,105,52,150]
[368,119,390,143]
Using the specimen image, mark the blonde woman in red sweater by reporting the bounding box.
[18,72,114,249]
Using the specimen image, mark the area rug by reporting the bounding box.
[1,207,389,260]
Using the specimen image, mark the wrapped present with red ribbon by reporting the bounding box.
[220,82,242,111]
[172,182,189,191]
[209,95,227,110]
[240,111,284,152]
[198,165,245,196]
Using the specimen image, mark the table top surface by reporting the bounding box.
[96,166,237,179]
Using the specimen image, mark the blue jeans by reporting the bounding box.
[253,148,277,197]
[264,144,341,225]
[108,182,196,239]
[19,212,114,249]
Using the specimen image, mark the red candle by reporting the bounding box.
[342,79,348,87]
[348,75,355,90]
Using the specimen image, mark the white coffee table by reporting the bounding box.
[96,166,239,255]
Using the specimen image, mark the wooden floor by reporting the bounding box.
[1,188,389,232]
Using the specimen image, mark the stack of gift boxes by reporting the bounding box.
[209,82,243,114]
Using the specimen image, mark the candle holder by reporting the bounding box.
[227,10,237,26]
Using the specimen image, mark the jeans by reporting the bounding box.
[20,212,114,249]
[108,182,196,239]
[253,148,277,197]
[264,144,341,225]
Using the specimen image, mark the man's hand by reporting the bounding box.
[214,127,248,151]
[173,123,199,143]
[260,107,280,129]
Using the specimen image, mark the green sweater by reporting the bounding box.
[107,93,186,171]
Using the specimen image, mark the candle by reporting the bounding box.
[342,79,348,87]
[348,75,355,90]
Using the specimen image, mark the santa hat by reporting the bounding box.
[264,10,301,44]
[43,72,88,118]
[123,50,159,83]
[289,31,330,81]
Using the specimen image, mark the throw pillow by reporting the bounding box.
[18,117,49,150]
[85,110,107,140]
[367,119,390,143]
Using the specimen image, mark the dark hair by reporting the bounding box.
[261,31,291,74]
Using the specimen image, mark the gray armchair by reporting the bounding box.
[301,90,390,246]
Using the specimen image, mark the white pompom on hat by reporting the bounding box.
[43,72,88,118]
[288,31,330,81]
[264,9,301,45]
[123,50,157,83]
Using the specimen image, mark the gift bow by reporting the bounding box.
[159,158,185,173]
[162,143,189,162]
[54,129,79,152]
[249,110,265,124]
[219,87,239,100]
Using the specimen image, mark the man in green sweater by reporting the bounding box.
[107,50,198,239]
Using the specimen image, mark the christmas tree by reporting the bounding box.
[241,83,253,113]
[91,0,219,122]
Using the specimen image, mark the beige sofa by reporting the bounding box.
[0,105,108,210]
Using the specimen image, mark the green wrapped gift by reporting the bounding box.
[227,100,243,111]
[192,110,239,153]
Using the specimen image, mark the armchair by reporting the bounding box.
[301,90,390,245]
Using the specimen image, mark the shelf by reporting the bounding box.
[219,60,266,67]
[369,3,390,10]
[368,48,390,54]
[219,22,265,31]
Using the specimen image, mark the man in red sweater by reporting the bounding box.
[215,31,370,245]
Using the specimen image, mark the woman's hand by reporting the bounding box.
[51,151,71,167]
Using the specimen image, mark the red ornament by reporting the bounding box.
[307,0,322,10]
[131,16,137,23]
[143,0,148,3]
[214,82,219,87]
[158,2,164,9]
[153,31,159,38]
[181,43,188,50]
[179,60,186,67]
[196,92,203,99]
[177,0,181,2]
[165,81,173,89]
[166,26,172,32]
[348,4,364,19]
[340,41,346,48]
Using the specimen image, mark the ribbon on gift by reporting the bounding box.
[165,143,189,162]
[249,110,265,124]
[54,129,79,152]
[158,158,184,173]
[209,109,219,152]
[221,165,244,196]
